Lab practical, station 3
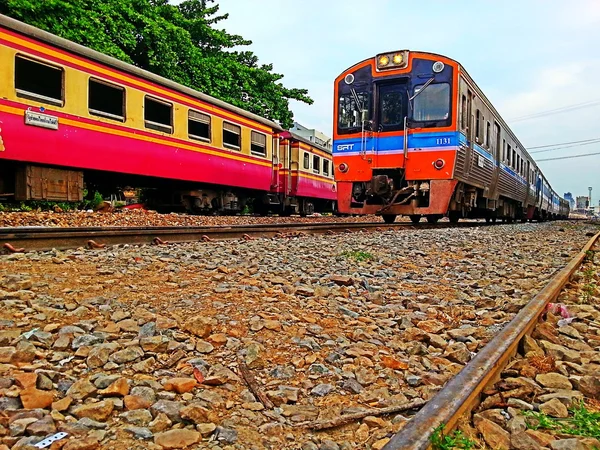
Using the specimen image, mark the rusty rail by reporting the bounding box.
[0,220,496,253]
[383,230,600,450]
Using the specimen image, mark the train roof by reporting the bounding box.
[0,14,285,133]
[280,131,332,154]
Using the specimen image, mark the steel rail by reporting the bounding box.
[383,230,600,450]
[0,220,494,253]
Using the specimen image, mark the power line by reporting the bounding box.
[537,151,600,162]
[530,139,600,154]
[508,99,600,123]
[529,137,600,150]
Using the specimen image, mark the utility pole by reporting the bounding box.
[589,187,593,209]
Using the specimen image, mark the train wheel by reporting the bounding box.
[485,217,491,223]
[409,215,421,224]
[448,211,460,223]
[492,217,497,223]
[382,214,397,224]
[426,214,442,224]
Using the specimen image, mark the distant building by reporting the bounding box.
[576,196,589,210]
[564,192,575,209]
[289,122,332,149]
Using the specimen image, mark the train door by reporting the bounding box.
[487,122,501,200]
[376,81,407,164]
[464,91,474,177]
[535,173,542,207]
[271,135,280,192]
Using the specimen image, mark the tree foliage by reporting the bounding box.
[0,0,312,127]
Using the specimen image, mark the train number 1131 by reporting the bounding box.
[436,138,451,145]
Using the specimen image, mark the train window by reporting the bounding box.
[188,110,211,141]
[461,95,467,130]
[250,131,267,156]
[313,155,320,174]
[303,153,310,169]
[502,139,506,162]
[223,122,241,149]
[512,149,516,169]
[379,85,403,128]
[89,78,125,121]
[507,144,512,166]
[475,110,480,142]
[338,91,371,130]
[323,160,330,176]
[15,55,64,106]
[144,96,172,134]
[486,122,491,148]
[413,83,450,122]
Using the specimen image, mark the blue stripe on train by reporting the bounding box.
[334,131,529,186]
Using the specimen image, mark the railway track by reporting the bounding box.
[0,220,498,252]
[382,230,600,450]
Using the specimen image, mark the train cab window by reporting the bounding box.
[250,131,267,156]
[313,155,320,174]
[323,160,330,176]
[144,96,172,134]
[188,110,211,141]
[89,78,125,121]
[338,91,371,131]
[223,122,241,149]
[413,83,450,122]
[303,153,310,169]
[15,55,64,106]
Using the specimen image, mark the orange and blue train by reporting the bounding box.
[0,14,336,215]
[333,50,569,223]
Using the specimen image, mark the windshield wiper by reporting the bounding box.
[350,88,363,113]
[409,77,435,102]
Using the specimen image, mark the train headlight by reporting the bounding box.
[376,51,408,70]
[433,159,445,170]
[338,163,349,173]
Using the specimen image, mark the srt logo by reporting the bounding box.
[337,144,355,151]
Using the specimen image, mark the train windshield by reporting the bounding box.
[412,83,450,122]
[338,91,371,129]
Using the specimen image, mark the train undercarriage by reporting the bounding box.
[343,169,567,224]
[0,162,336,216]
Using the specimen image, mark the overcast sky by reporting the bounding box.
[174,0,600,201]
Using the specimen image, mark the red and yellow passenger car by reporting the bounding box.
[333,50,569,223]
[0,14,335,215]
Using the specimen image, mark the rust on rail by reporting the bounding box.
[383,231,600,450]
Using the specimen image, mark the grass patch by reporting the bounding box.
[430,424,476,450]
[341,250,374,262]
[524,403,600,439]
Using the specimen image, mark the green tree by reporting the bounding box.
[0,0,312,127]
